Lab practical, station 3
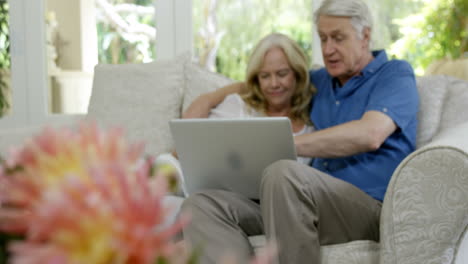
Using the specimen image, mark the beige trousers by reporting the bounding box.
[181,160,382,264]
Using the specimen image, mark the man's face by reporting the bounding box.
[317,15,370,85]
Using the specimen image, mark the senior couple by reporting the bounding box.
[163,0,419,263]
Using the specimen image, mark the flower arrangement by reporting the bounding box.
[0,123,275,264]
[0,123,190,264]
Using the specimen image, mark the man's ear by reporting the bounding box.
[362,27,371,49]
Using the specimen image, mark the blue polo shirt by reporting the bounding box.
[309,50,419,201]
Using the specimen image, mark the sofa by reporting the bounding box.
[0,54,467,264]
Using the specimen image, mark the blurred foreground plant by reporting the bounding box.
[0,123,275,264]
[0,123,190,264]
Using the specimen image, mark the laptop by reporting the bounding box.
[169,117,297,199]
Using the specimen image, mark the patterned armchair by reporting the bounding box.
[250,75,468,264]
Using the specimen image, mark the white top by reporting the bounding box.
[209,94,314,165]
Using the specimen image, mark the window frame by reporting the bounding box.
[154,0,192,61]
[2,0,49,129]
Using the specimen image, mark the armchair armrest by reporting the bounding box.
[380,122,468,264]
[0,115,85,156]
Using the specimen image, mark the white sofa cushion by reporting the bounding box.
[0,126,45,156]
[87,56,187,156]
[415,75,448,148]
[438,76,468,135]
[416,75,468,148]
[182,62,234,113]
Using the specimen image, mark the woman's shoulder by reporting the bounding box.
[224,93,244,104]
[235,94,265,117]
[209,94,245,118]
[210,93,261,118]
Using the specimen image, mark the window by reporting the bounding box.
[95,0,156,64]
[2,0,462,129]
[45,0,156,115]
[192,0,313,81]
[0,0,10,118]
[45,0,97,114]
[363,0,425,72]
[192,0,445,79]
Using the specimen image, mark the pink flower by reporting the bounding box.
[0,122,273,264]
[0,123,188,264]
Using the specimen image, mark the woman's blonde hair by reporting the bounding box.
[241,33,315,124]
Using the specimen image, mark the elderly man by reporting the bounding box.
[181,0,419,263]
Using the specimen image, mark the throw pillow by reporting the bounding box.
[87,56,187,156]
[415,76,449,148]
[182,62,234,113]
[437,76,468,135]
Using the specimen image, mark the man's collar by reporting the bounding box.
[361,50,388,76]
[330,50,388,88]
[332,77,342,88]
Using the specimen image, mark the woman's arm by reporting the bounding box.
[182,82,246,118]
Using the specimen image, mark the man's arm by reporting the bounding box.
[182,82,246,118]
[295,111,397,158]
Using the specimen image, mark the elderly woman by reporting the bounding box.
[157,33,315,196]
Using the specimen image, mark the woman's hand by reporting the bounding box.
[182,92,217,118]
[182,82,246,119]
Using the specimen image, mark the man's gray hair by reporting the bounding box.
[313,0,373,39]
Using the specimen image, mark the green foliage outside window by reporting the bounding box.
[97,0,466,78]
[390,0,467,74]
[193,0,314,81]
[96,0,155,64]
[0,0,10,117]
[192,0,426,80]
[0,1,8,69]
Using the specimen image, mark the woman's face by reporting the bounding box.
[258,47,297,112]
